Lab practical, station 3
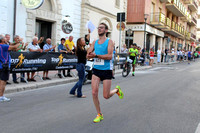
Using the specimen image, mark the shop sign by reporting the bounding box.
[21,0,44,10]
[127,24,164,37]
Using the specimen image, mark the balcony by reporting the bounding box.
[188,16,197,26]
[150,13,166,29]
[184,0,198,12]
[162,17,172,31]
[191,33,196,41]
[180,13,191,22]
[166,0,185,17]
[160,0,171,3]
[185,31,191,40]
[166,21,185,38]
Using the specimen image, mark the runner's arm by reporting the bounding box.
[87,40,95,59]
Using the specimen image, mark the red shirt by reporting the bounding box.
[150,51,154,57]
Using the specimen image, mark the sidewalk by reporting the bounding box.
[5,65,152,94]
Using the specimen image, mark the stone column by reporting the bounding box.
[158,37,163,50]
[150,35,156,50]
[80,1,90,38]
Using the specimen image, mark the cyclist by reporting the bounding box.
[129,43,138,76]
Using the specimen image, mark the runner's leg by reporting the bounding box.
[92,75,101,114]
[103,80,117,99]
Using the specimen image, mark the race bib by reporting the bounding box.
[94,58,104,65]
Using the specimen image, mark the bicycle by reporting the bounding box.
[122,57,132,77]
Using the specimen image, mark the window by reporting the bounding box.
[115,0,120,8]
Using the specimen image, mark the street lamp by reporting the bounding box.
[127,29,132,49]
[144,14,149,51]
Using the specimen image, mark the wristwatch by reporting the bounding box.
[95,55,98,58]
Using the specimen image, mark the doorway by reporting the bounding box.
[35,19,52,42]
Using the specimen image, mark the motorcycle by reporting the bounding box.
[83,59,94,85]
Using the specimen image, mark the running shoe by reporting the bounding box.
[132,72,135,76]
[116,85,124,99]
[93,113,104,123]
[0,96,11,102]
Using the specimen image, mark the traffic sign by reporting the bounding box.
[117,12,125,22]
[116,22,125,31]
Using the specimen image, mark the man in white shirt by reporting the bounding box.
[177,50,180,61]
[171,47,175,62]
[157,48,161,63]
[27,37,43,82]
[43,38,56,80]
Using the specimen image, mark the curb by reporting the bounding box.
[5,66,153,94]
[5,78,78,94]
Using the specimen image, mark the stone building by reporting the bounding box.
[0,0,127,49]
[127,0,199,52]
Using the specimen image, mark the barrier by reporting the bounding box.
[9,52,127,73]
[10,52,77,73]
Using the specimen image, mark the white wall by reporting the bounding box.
[0,0,14,41]
[15,0,27,42]
[59,0,82,45]
[89,0,125,15]
[86,0,125,48]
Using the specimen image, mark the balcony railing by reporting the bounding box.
[150,12,166,24]
[166,18,172,27]
[192,17,197,24]
[191,33,196,39]
[183,0,198,11]
[160,0,171,3]
[171,21,185,35]
[167,0,191,18]
[185,31,191,40]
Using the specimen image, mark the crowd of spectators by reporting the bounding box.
[0,34,78,85]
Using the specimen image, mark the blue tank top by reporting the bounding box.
[93,38,113,70]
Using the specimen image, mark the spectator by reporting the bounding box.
[85,29,91,50]
[5,34,11,45]
[121,44,128,53]
[64,36,75,77]
[149,48,154,66]
[27,37,43,81]
[38,37,45,50]
[164,48,168,62]
[161,48,164,63]
[171,47,175,62]
[177,49,180,61]
[157,47,161,63]
[69,37,87,98]
[5,34,11,84]
[179,49,183,62]
[43,38,56,80]
[188,50,192,64]
[11,35,21,84]
[184,50,187,60]
[58,38,68,78]
[0,35,20,102]
[18,37,28,83]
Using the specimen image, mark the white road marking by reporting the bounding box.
[195,123,200,133]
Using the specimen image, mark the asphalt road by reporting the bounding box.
[1,60,200,133]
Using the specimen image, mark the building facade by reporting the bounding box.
[127,0,199,53]
[0,0,127,50]
[80,0,127,49]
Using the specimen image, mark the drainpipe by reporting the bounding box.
[13,0,17,39]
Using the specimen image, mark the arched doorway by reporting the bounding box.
[25,0,62,45]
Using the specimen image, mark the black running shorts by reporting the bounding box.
[92,68,112,81]
[0,70,9,81]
